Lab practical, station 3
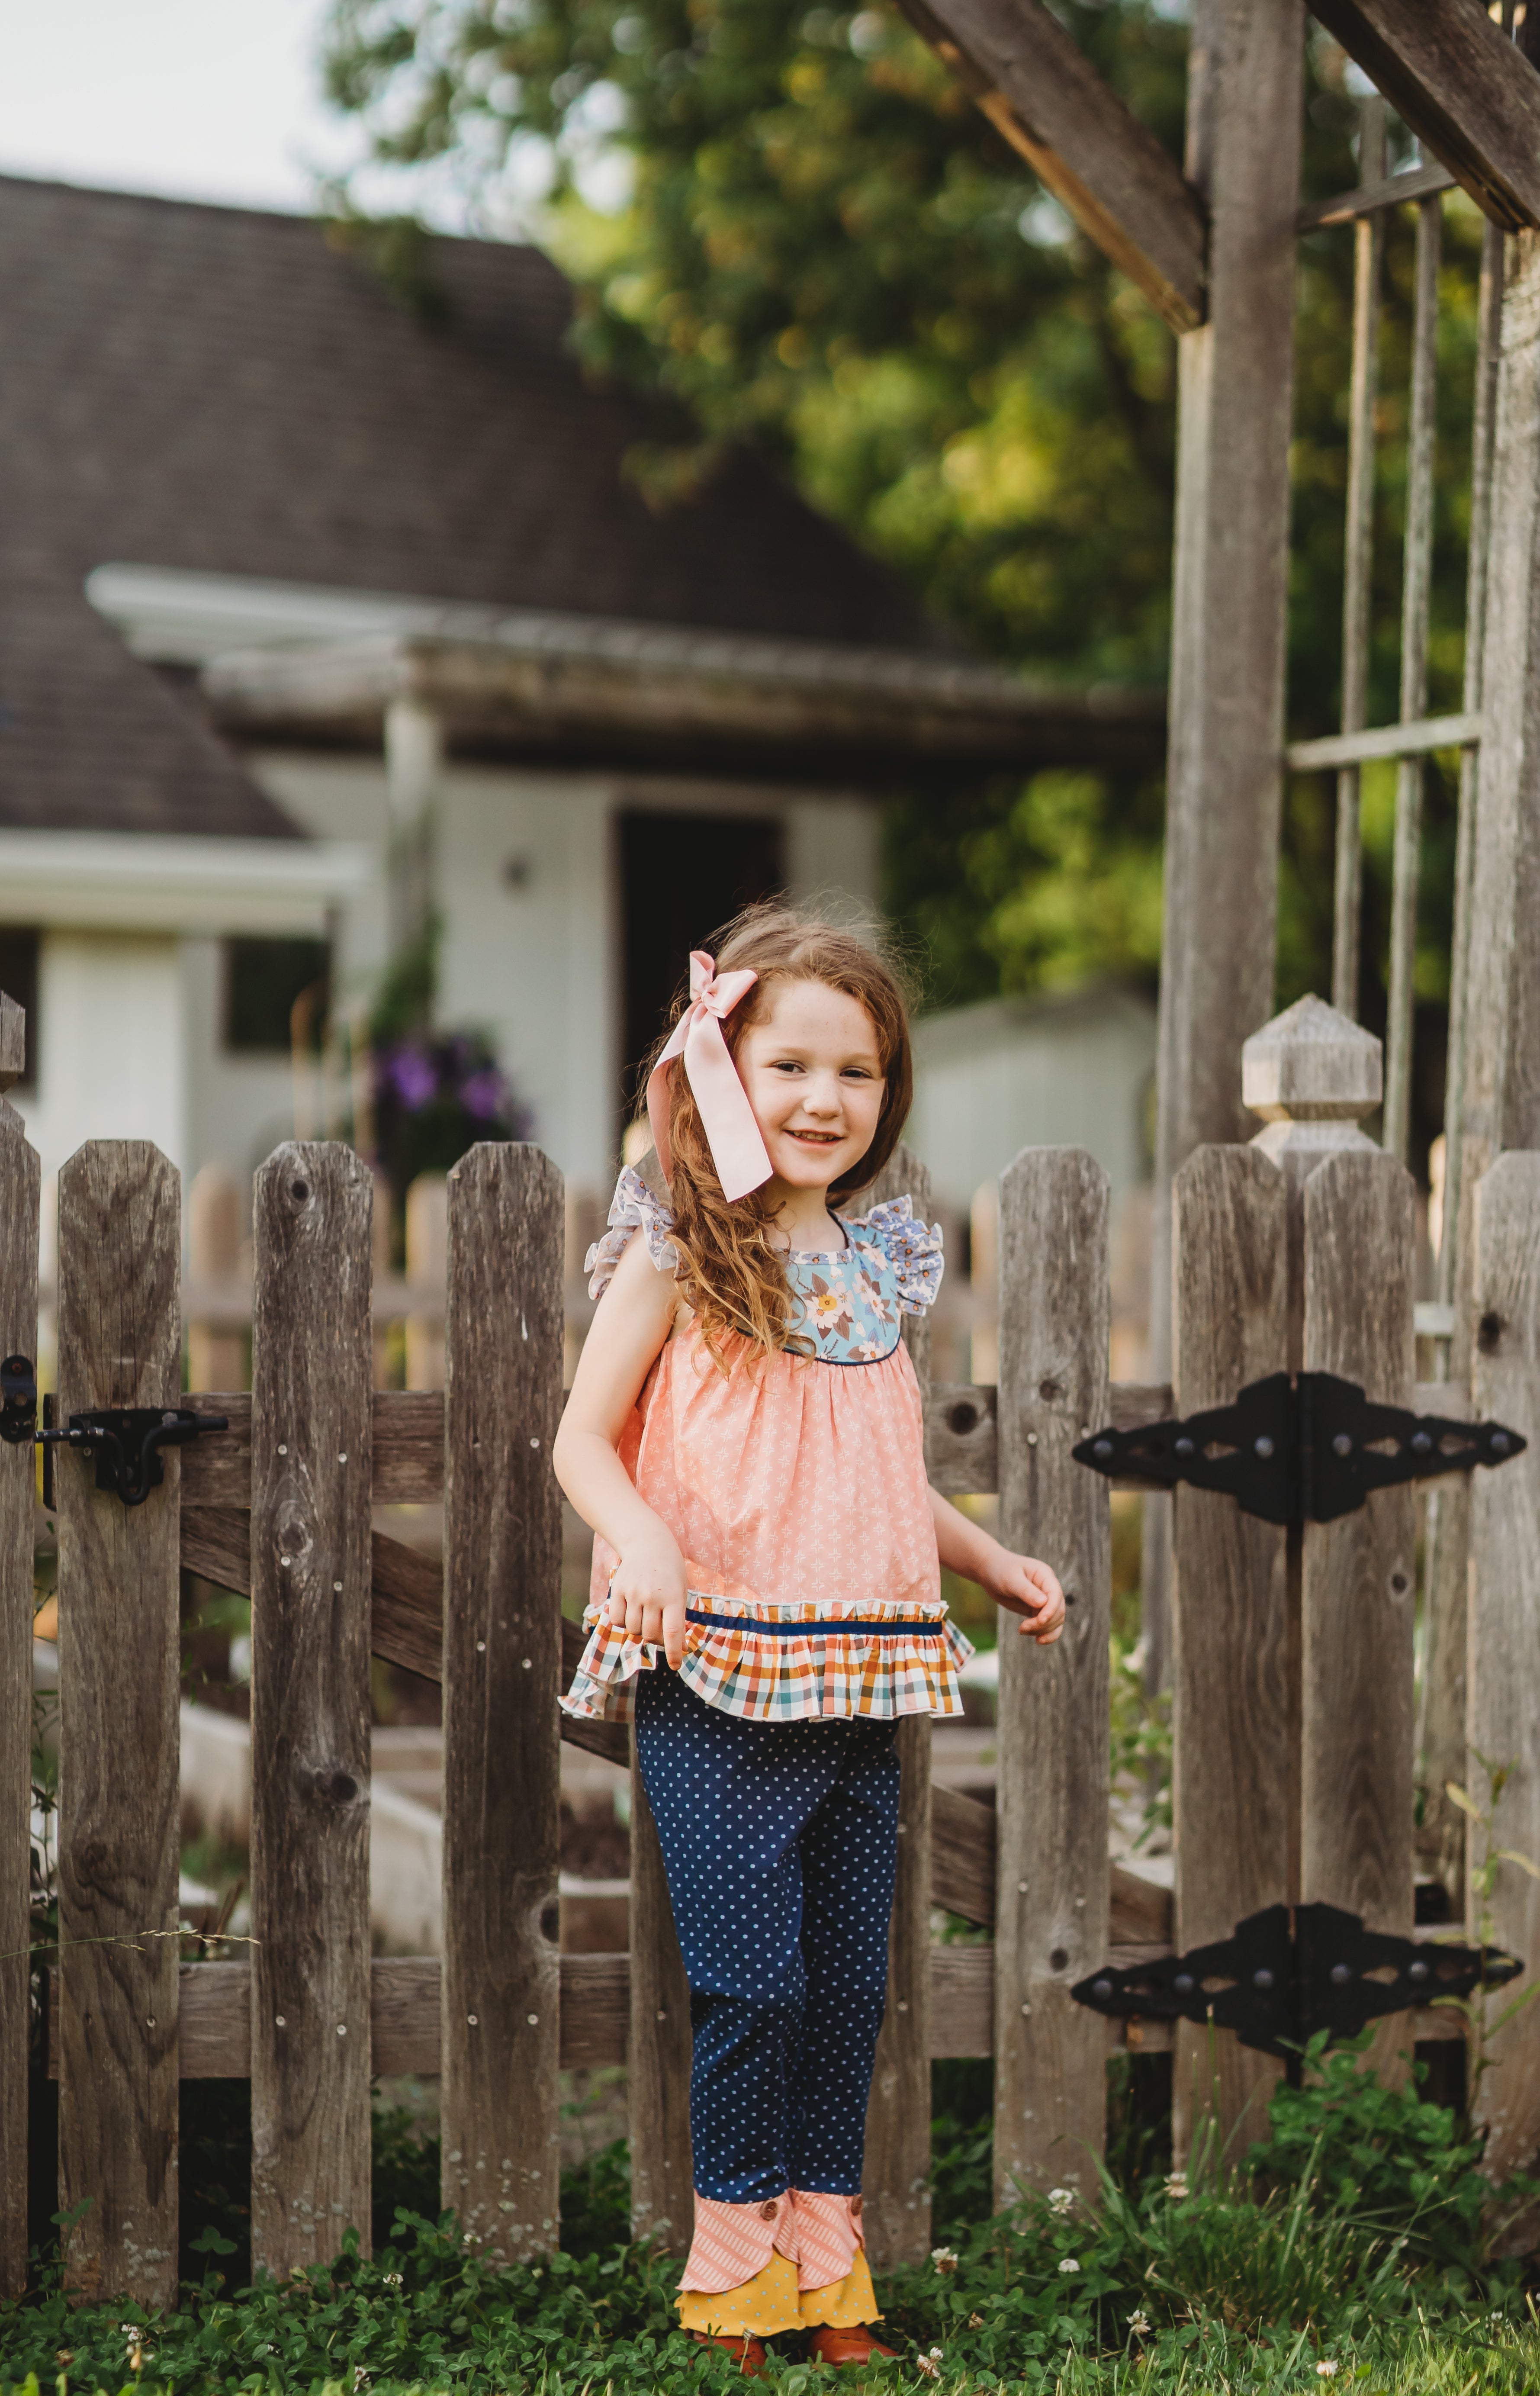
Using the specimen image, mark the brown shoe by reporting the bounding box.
[689,2331,768,2376]
[807,2324,897,2367]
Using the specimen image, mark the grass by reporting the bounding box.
[3,2041,1538,2393]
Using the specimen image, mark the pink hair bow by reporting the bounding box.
[646,951,773,1202]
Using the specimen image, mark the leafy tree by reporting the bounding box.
[323,0,1485,1153]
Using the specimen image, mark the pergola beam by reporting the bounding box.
[895,0,1207,332]
[1312,0,1540,235]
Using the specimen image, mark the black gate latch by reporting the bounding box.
[1072,1900,1521,2062]
[0,1354,228,1510]
[1072,1370,1524,1526]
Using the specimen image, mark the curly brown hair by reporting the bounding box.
[644,904,915,1370]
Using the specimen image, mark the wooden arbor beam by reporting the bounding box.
[1311,0,1540,235]
[896,0,1207,332]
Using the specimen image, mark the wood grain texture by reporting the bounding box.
[0,1096,39,2296]
[1147,0,1304,1605]
[440,1146,564,2259]
[862,1143,934,2268]
[896,0,1206,331]
[56,1144,182,2307]
[177,1510,628,1767]
[249,1144,374,2277]
[1468,1154,1540,2180]
[1301,1152,1417,2083]
[181,1390,443,1506]
[53,1954,637,2080]
[1311,0,1540,235]
[993,1148,1111,2203]
[932,1784,996,1927]
[627,1756,693,2252]
[1170,1143,1289,2160]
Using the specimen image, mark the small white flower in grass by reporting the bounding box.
[967,2312,985,2329]
[1128,2312,1151,2337]
[383,2271,403,2288]
[1315,2363,1338,2379]
[915,2349,944,2381]
[1164,2172,1189,2200]
[931,2245,959,2274]
[1058,2257,1081,2274]
[1046,2187,1074,2215]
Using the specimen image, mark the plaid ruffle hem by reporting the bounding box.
[562,1590,975,1725]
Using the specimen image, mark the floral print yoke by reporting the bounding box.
[561,1166,973,1726]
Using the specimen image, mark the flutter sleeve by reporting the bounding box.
[585,1166,682,1299]
[849,1193,945,1316]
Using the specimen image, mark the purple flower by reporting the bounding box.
[460,1067,511,1123]
[386,1045,439,1109]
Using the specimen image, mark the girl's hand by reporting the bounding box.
[983,1547,1067,1645]
[607,1530,690,1669]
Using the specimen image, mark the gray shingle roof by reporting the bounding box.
[0,174,940,839]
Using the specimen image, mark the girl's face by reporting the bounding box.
[735,978,887,1195]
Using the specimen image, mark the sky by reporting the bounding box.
[0,0,361,220]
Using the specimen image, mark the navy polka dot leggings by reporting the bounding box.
[634,1666,900,2205]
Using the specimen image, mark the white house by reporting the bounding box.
[0,174,1163,1217]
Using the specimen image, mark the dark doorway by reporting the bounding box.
[618,807,786,1124]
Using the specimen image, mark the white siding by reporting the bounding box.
[15,932,188,1186]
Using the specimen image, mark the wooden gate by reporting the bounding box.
[4,985,1540,2307]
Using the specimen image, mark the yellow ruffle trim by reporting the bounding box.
[678,2247,880,2337]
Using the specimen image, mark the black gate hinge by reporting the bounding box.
[0,1353,228,1510]
[1073,1900,1521,2062]
[1073,1369,1524,1526]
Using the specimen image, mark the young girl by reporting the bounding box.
[554,908,1064,2373]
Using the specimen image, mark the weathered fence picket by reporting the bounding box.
[1301,1149,1417,2084]
[56,1144,183,2307]
[863,1146,936,2272]
[441,1144,564,2258]
[1469,1153,1540,2181]
[249,1145,374,2277]
[0,1000,38,2298]
[994,1147,1111,2204]
[1170,1143,1288,2159]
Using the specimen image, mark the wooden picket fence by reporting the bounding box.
[4,992,1540,2309]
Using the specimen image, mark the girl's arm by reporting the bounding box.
[553,1233,691,1667]
[929,1488,1066,1646]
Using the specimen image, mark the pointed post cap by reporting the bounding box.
[0,993,23,1095]
[1242,994,1382,1123]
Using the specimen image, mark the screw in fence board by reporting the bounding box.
[1301,1150,1417,2083]
[440,1146,563,2257]
[1468,1154,1540,2182]
[249,1145,374,2276]
[862,1144,934,2270]
[1170,1145,1289,2163]
[55,1144,182,2307]
[0,1035,39,2297]
[993,1149,1110,2205]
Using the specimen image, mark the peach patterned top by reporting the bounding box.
[560,1168,973,1725]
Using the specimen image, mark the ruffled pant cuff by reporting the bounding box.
[678,2189,865,2295]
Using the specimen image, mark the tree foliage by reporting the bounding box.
[323,0,1487,1137]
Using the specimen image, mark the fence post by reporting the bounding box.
[1468,1153,1540,2180]
[994,1148,1111,2203]
[1170,1143,1288,2162]
[1300,1147,1418,2077]
[249,1144,374,2275]
[441,1144,563,2256]
[0,996,39,2296]
[628,1764,693,2253]
[55,1143,182,2307]
[862,1144,934,2270]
